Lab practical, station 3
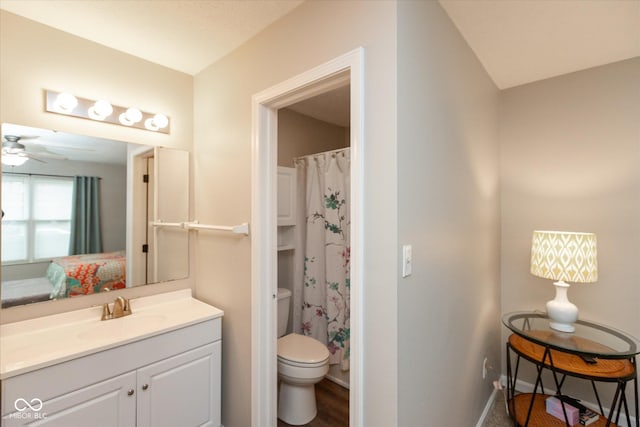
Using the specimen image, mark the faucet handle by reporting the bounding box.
[123,298,132,315]
[101,303,112,321]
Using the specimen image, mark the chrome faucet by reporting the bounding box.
[101,296,132,321]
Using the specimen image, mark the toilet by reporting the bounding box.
[277,288,330,425]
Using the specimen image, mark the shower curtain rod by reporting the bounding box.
[293,146,350,161]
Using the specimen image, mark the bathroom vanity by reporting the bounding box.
[0,290,223,427]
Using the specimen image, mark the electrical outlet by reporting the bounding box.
[482,357,488,379]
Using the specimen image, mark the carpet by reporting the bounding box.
[482,390,513,427]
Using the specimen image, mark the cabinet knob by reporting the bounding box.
[127,389,135,396]
[142,384,149,391]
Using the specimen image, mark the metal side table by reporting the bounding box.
[503,312,639,427]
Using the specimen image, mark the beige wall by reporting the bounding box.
[397,2,500,425]
[500,58,640,399]
[193,1,397,426]
[277,108,349,167]
[0,11,194,323]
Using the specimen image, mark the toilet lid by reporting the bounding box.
[277,334,330,365]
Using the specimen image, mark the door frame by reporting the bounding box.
[251,47,364,427]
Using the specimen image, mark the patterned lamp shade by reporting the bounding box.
[530,231,598,283]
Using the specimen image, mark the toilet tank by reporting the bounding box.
[277,288,292,338]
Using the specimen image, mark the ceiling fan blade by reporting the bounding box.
[22,139,95,151]
[24,154,46,163]
[27,151,66,161]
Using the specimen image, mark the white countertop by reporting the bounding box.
[0,289,223,379]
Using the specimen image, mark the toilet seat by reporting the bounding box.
[277,333,329,367]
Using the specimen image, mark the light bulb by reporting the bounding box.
[119,108,142,126]
[54,92,78,113]
[144,114,169,131]
[152,114,169,129]
[144,118,159,131]
[125,108,142,123]
[2,154,28,166]
[88,100,113,120]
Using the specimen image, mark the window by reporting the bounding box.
[1,174,74,263]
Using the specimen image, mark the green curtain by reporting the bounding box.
[69,176,103,255]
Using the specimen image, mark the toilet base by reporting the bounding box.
[278,381,318,425]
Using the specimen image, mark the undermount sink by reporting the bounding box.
[76,313,168,341]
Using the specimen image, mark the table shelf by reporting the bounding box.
[509,334,636,381]
[509,394,616,427]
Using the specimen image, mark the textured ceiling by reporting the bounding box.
[0,0,303,75]
[439,0,640,89]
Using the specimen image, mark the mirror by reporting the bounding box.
[1,123,189,308]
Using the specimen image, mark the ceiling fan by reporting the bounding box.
[2,134,68,166]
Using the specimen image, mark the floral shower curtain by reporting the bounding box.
[295,148,350,371]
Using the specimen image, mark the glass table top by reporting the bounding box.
[502,311,640,358]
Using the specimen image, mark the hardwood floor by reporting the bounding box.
[277,379,349,427]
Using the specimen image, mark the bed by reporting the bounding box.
[1,277,54,308]
[47,250,127,298]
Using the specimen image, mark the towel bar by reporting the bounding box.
[150,220,249,236]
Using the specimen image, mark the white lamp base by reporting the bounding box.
[546,280,578,333]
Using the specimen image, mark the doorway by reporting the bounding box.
[251,48,364,427]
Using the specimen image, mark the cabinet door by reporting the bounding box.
[277,167,296,226]
[137,342,221,427]
[1,372,136,427]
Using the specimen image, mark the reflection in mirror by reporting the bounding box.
[1,123,189,308]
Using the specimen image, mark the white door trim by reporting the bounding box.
[251,47,364,427]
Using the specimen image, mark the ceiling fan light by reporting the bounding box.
[88,100,113,121]
[2,154,28,166]
[53,92,78,114]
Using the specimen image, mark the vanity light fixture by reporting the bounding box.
[45,90,170,134]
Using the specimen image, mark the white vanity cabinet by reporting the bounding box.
[3,372,137,427]
[137,342,220,427]
[1,295,222,427]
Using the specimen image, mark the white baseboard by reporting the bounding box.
[500,374,638,427]
[475,387,499,427]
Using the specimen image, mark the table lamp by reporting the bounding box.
[530,230,598,332]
